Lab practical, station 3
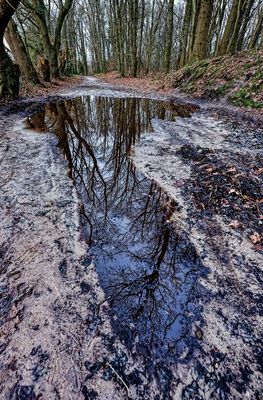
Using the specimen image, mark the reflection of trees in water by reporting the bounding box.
[98,180,200,350]
[30,95,202,351]
[40,96,173,221]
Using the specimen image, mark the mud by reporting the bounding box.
[0,78,262,399]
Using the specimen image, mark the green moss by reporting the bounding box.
[192,66,208,79]
[203,81,235,98]
[169,49,262,108]
[243,63,253,70]
[215,81,234,96]
[207,79,215,85]
[249,81,262,92]
[230,89,263,108]
[185,82,195,91]
[254,70,263,80]
[209,67,221,78]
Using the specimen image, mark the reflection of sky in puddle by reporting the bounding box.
[30,95,205,360]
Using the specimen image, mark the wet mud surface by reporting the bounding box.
[0,78,262,399]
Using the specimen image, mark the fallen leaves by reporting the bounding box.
[190,146,263,250]
[229,220,241,229]
[226,166,237,173]
[254,167,263,175]
[250,232,261,245]
[229,188,240,195]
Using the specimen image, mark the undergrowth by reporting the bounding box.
[166,49,263,108]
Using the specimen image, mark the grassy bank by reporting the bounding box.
[165,49,263,108]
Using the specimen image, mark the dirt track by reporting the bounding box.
[0,78,262,399]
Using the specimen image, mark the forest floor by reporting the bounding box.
[0,77,262,399]
[0,76,83,106]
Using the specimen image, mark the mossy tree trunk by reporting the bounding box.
[189,0,201,55]
[0,0,21,97]
[226,0,247,53]
[5,19,40,85]
[191,0,212,61]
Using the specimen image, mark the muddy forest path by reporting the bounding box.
[0,77,262,400]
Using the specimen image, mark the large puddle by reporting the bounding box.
[29,95,207,385]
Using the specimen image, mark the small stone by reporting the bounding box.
[195,328,203,339]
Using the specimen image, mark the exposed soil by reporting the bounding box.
[0,77,262,399]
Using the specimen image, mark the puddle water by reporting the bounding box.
[29,95,207,375]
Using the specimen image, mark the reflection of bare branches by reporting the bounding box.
[80,204,93,244]
[98,195,184,342]
[30,95,201,345]
[44,100,109,218]
[106,262,181,342]
[59,104,106,186]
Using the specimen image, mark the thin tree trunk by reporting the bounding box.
[227,0,243,53]
[178,0,192,68]
[249,7,263,49]
[218,0,240,55]
[236,0,254,51]
[129,0,139,77]
[164,0,174,73]
[137,0,145,75]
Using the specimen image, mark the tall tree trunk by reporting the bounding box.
[34,3,59,78]
[137,0,145,75]
[236,0,254,51]
[226,0,243,53]
[129,0,139,77]
[0,0,21,97]
[189,0,201,56]
[164,0,174,73]
[177,0,192,68]
[145,0,157,74]
[213,0,228,55]
[218,0,241,55]
[5,19,40,84]
[145,0,165,74]
[79,20,88,75]
[191,0,212,61]
[116,0,125,76]
[249,7,263,49]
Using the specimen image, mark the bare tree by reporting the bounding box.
[22,0,74,78]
